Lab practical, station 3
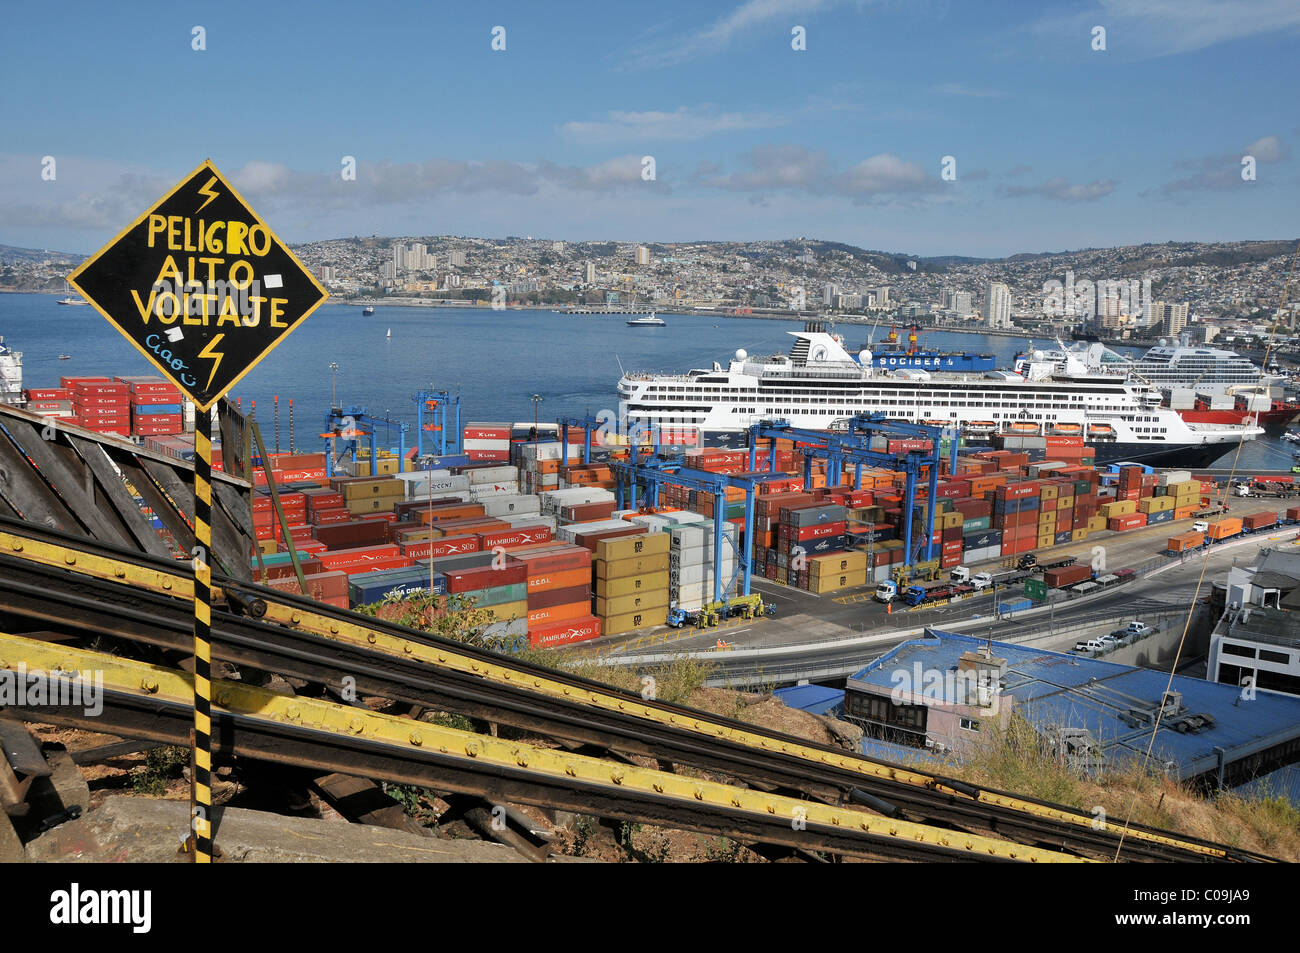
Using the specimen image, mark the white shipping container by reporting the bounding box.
[469,481,520,500]
[1157,470,1191,487]
[467,465,518,485]
[481,494,541,517]
[671,548,739,570]
[462,438,511,452]
[669,524,738,549]
[671,561,739,586]
[499,514,556,531]
[539,487,615,513]
[396,469,452,484]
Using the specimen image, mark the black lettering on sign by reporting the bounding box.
[67,159,328,410]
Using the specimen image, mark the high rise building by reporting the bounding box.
[940,289,971,313]
[635,246,651,266]
[391,243,406,273]
[983,282,1012,329]
[872,286,891,308]
[584,261,596,284]
[449,251,467,267]
[822,283,839,306]
[1155,301,1189,336]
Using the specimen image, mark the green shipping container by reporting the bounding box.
[963,515,990,532]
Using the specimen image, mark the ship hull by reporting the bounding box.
[699,429,1240,468]
[1179,406,1300,432]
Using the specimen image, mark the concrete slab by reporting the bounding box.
[24,796,593,863]
[0,809,25,862]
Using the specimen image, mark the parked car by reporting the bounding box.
[1073,639,1106,653]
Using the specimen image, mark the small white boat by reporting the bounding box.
[362,305,375,316]
[386,328,391,338]
[57,297,88,306]
[627,313,665,328]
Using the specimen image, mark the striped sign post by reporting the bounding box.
[191,407,214,861]
[65,160,328,862]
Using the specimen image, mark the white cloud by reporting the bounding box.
[626,0,851,68]
[1004,177,1118,202]
[1030,0,1300,58]
[560,106,786,143]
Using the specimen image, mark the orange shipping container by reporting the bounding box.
[1167,532,1204,552]
[528,601,592,627]
[1208,517,1242,540]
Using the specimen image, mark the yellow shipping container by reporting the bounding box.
[483,599,529,623]
[1071,529,1088,542]
[596,589,669,617]
[595,532,669,562]
[1101,500,1136,519]
[809,569,868,594]
[594,552,668,579]
[1037,533,1056,549]
[595,571,669,599]
[809,551,868,575]
[1088,515,1107,532]
[602,607,669,636]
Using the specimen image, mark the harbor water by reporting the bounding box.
[1,293,1292,470]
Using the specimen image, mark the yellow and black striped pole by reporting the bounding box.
[190,404,214,863]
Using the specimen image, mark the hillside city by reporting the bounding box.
[3,236,1296,346]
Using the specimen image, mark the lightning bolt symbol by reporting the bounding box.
[196,175,220,213]
[198,333,226,391]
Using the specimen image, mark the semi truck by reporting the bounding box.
[902,583,975,607]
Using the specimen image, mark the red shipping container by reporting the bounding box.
[479,526,553,549]
[464,425,511,440]
[262,569,349,601]
[443,562,527,593]
[528,615,602,648]
[792,521,847,542]
[527,583,591,610]
[130,393,182,406]
[465,449,510,461]
[509,544,592,574]
[399,536,483,560]
[25,388,72,401]
[315,546,409,571]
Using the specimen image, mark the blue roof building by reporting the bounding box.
[843,628,1300,797]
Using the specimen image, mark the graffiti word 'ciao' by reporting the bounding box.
[145,333,198,388]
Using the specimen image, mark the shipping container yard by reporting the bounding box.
[13,370,1291,652]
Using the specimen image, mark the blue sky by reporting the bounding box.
[2,0,1298,256]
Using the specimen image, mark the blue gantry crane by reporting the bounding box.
[414,389,461,458]
[321,405,411,478]
[746,415,948,573]
[609,456,780,625]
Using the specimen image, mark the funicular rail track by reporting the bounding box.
[0,516,1274,863]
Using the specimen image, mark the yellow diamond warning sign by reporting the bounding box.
[67,159,328,410]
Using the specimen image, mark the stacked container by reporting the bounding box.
[463,422,511,462]
[64,377,130,437]
[596,532,670,634]
[669,523,738,612]
[117,375,182,437]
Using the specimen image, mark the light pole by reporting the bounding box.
[531,394,543,439]
[329,362,339,408]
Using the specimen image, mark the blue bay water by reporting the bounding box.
[0,293,1290,470]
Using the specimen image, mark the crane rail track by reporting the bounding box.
[0,516,1275,863]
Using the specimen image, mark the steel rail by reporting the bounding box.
[0,516,1270,862]
[0,634,1086,864]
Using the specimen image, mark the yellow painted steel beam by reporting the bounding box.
[0,632,1086,863]
[0,530,1230,860]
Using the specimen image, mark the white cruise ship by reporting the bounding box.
[616,326,1262,467]
[0,337,23,407]
[1053,341,1281,394]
